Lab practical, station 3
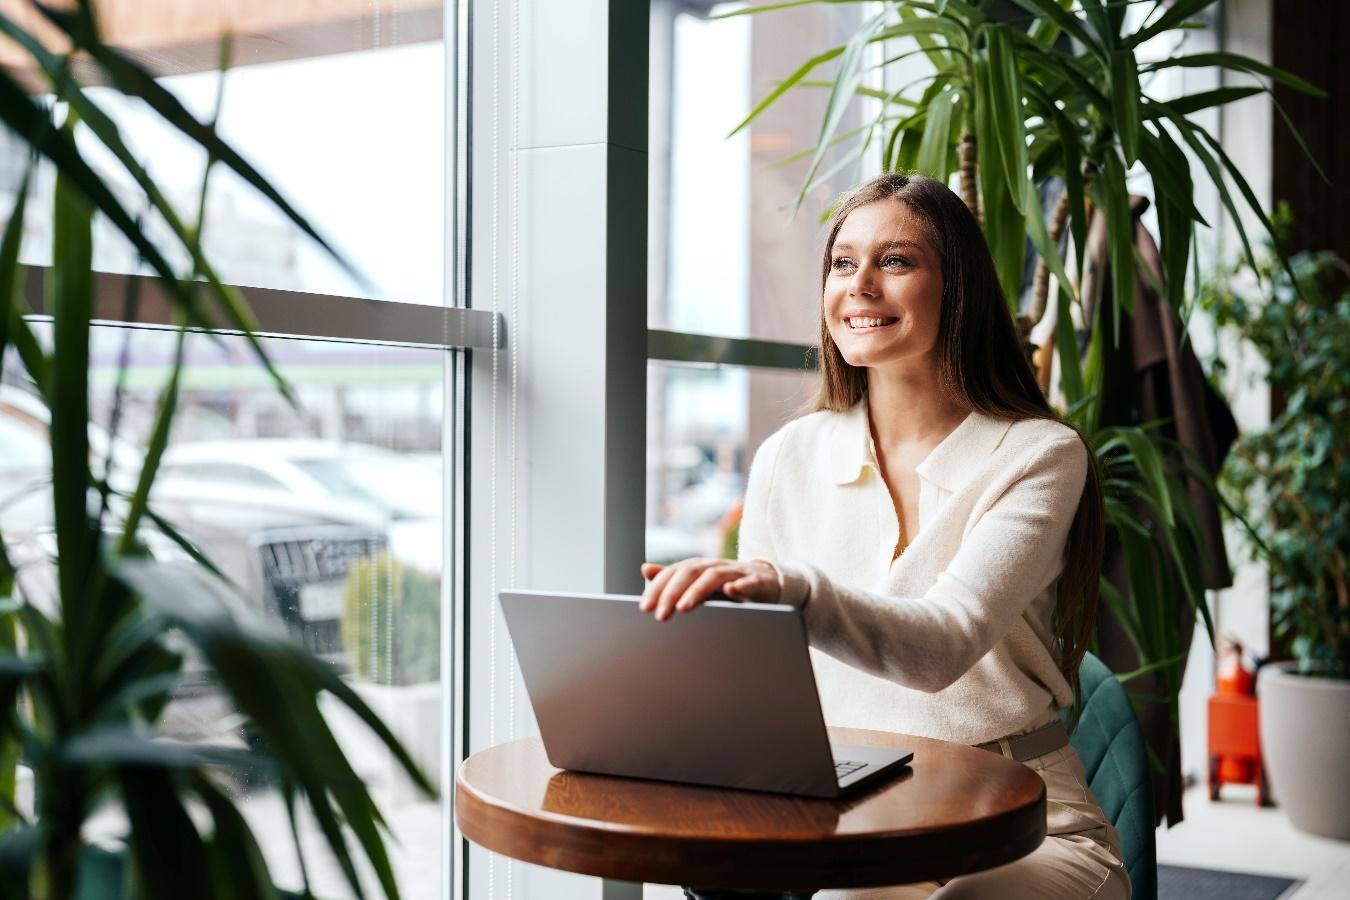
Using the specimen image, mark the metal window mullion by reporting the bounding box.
[444,0,474,898]
[646,328,817,371]
[19,265,502,350]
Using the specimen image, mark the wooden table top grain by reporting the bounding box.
[455,726,1047,892]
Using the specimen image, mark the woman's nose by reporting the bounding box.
[849,264,878,295]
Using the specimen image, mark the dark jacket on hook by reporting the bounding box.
[1085,195,1238,828]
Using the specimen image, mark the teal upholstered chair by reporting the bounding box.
[1059,652,1157,900]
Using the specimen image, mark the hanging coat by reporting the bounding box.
[1086,195,1238,828]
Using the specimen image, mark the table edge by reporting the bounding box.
[454,752,1049,889]
[454,733,1044,841]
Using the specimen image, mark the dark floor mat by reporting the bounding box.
[1159,864,1302,900]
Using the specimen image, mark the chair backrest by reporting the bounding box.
[1059,652,1157,900]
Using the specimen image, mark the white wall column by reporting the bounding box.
[464,1,648,898]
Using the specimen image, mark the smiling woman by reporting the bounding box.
[641,172,1124,900]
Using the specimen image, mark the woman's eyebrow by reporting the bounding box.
[832,239,925,253]
[875,239,925,252]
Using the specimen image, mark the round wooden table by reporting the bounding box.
[456,725,1046,897]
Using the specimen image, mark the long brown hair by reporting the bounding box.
[815,172,1103,720]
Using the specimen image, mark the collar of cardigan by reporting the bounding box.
[827,401,1014,491]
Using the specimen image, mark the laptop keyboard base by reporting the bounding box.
[833,759,868,778]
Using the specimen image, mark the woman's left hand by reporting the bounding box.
[638,558,781,621]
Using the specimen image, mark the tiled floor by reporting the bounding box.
[1157,784,1350,899]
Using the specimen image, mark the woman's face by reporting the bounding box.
[823,198,944,372]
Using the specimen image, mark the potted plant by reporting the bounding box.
[1204,236,1350,839]
[0,2,433,896]
[719,0,1324,757]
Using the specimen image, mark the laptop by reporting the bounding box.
[499,589,914,799]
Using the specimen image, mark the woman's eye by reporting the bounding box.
[831,258,855,271]
[882,255,911,268]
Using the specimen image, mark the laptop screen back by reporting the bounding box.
[499,590,839,796]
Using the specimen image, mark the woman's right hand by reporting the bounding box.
[638,557,781,622]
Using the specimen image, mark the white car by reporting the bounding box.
[157,439,442,575]
[0,390,432,652]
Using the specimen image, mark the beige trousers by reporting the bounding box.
[819,733,1132,900]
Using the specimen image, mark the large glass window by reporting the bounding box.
[1,3,458,898]
[2,325,445,899]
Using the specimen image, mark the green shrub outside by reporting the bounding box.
[339,554,440,685]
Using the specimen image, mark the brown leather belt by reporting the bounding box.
[974,720,1070,762]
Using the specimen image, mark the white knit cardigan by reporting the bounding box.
[737,401,1088,745]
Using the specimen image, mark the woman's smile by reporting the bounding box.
[844,314,900,330]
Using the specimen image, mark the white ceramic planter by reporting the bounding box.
[1257,661,1350,840]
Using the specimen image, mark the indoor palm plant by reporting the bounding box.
[0,2,433,897]
[721,0,1322,754]
[1203,236,1350,838]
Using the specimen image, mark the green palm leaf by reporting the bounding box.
[1144,86,1263,117]
[795,12,899,207]
[915,86,956,179]
[1147,102,1260,276]
[1147,124,1195,312]
[1109,48,1141,165]
[0,171,29,386]
[1141,51,1325,97]
[120,766,215,900]
[1006,0,1105,60]
[1126,0,1218,49]
[728,44,849,138]
[1054,287,1085,407]
[116,326,186,556]
[1095,150,1135,342]
[115,559,433,900]
[1079,0,1117,49]
[49,132,96,628]
[986,25,1029,213]
[4,311,49,398]
[196,774,280,900]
